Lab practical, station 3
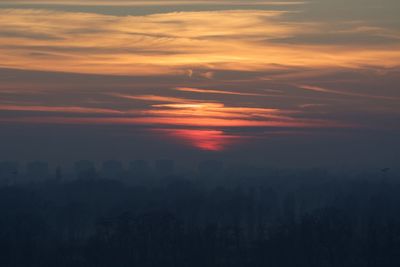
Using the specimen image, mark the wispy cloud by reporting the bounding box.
[175,87,268,97]
[0,1,307,6]
[110,93,199,103]
[298,85,400,100]
[0,115,342,128]
[1,3,398,151]
[0,104,123,114]
[0,8,399,76]
[0,99,346,129]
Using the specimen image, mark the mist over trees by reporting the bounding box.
[0,160,400,267]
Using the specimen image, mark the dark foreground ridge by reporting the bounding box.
[0,162,400,267]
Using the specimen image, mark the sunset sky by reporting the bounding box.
[0,0,399,167]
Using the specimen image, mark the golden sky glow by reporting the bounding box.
[175,87,267,97]
[1,1,399,151]
[0,1,307,6]
[0,8,399,76]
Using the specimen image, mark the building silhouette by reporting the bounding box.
[155,159,174,177]
[55,166,62,181]
[102,160,123,179]
[129,160,149,178]
[26,161,49,181]
[0,161,19,186]
[75,160,96,179]
[198,160,223,177]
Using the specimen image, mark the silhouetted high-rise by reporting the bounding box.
[0,161,19,186]
[129,160,149,178]
[27,161,49,181]
[155,159,174,177]
[75,160,96,179]
[102,160,123,179]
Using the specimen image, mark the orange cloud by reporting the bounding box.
[175,87,267,96]
[0,3,395,151]
[1,8,398,77]
[0,95,347,129]
[110,93,199,103]
[0,116,337,128]
[148,102,295,120]
[0,93,352,151]
[1,1,307,6]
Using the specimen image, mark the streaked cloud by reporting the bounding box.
[0,1,307,6]
[1,2,399,152]
[175,87,267,97]
[298,85,400,101]
[0,115,342,128]
[0,104,123,114]
[110,93,199,103]
[0,8,399,76]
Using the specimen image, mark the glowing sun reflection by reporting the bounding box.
[155,129,245,151]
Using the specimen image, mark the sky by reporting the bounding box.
[0,0,399,168]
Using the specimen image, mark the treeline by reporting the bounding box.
[0,170,400,267]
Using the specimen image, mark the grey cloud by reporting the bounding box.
[0,30,62,40]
